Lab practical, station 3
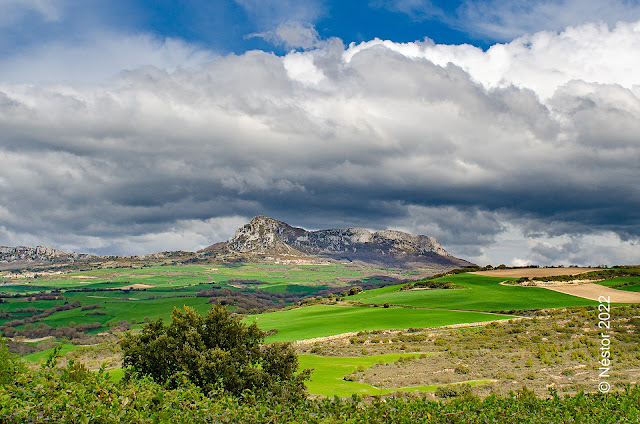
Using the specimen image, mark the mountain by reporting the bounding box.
[1,217,474,272]
[0,245,96,271]
[216,216,474,268]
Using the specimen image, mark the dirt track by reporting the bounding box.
[470,268,594,278]
[540,283,640,303]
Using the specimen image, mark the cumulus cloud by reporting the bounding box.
[344,20,640,99]
[0,20,639,263]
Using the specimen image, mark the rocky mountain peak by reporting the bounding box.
[227,216,304,254]
[225,216,472,268]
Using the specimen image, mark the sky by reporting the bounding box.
[0,0,639,267]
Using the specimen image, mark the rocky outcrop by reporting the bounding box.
[225,216,473,268]
[0,245,96,270]
[0,245,66,262]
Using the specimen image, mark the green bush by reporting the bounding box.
[435,383,472,398]
[0,340,25,386]
[121,305,310,400]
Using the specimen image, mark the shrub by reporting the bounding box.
[121,305,311,400]
[435,383,472,398]
[0,340,25,385]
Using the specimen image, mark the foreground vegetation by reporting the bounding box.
[1,343,639,423]
[3,263,640,422]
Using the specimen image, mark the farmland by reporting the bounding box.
[2,263,640,399]
[245,304,509,342]
[351,273,600,311]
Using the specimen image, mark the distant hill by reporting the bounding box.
[204,216,474,269]
[0,245,97,271]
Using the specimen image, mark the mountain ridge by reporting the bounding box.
[1,216,475,271]
[218,216,473,268]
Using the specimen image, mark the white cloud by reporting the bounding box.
[275,21,320,49]
[248,21,320,49]
[344,19,640,99]
[283,51,325,84]
[0,20,639,262]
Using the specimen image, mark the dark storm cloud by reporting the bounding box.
[0,21,639,262]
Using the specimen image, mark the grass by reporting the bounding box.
[2,263,403,332]
[246,304,509,342]
[298,354,492,396]
[37,297,213,328]
[22,343,78,362]
[596,277,640,292]
[7,263,387,294]
[352,273,600,311]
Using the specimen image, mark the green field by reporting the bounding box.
[298,353,492,396]
[37,296,213,328]
[2,263,396,333]
[596,277,640,292]
[246,304,510,342]
[21,343,78,362]
[352,273,600,311]
[4,266,618,343]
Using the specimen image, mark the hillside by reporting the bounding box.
[0,245,97,271]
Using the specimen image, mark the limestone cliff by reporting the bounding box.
[225,216,473,268]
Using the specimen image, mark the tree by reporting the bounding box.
[121,305,310,400]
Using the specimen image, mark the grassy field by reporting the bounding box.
[596,277,640,292]
[2,263,401,332]
[352,273,600,311]
[21,343,78,362]
[37,296,213,328]
[32,263,389,289]
[298,353,492,396]
[246,304,510,342]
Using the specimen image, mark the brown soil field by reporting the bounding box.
[111,283,155,290]
[470,267,594,278]
[540,283,640,303]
